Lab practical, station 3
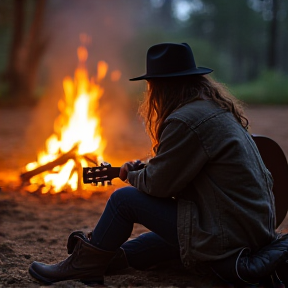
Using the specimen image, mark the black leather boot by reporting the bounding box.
[275,260,288,286]
[105,247,131,275]
[67,231,132,276]
[210,234,288,287]
[29,234,116,285]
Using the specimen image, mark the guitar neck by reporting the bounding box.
[107,167,121,179]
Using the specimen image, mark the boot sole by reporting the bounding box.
[28,265,54,284]
[28,265,104,285]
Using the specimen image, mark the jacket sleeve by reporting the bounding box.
[127,120,209,198]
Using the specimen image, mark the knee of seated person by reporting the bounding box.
[110,186,139,203]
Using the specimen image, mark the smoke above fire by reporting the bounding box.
[26,2,148,151]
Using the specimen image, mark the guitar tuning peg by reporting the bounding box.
[101,162,111,167]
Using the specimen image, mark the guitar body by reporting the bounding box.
[252,135,288,227]
[82,135,288,227]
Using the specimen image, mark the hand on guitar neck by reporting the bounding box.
[82,160,145,185]
[119,160,145,181]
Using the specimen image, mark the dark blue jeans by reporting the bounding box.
[91,186,181,269]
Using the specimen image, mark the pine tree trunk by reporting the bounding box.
[267,0,279,70]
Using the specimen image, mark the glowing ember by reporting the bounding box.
[23,39,114,196]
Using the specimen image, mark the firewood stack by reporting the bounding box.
[20,145,101,195]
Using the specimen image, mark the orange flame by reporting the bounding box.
[25,43,112,196]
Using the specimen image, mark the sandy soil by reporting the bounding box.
[0,105,288,288]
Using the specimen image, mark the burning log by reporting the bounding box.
[20,142,104,196]
[20,146,77,183]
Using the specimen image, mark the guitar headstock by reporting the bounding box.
[83,164,120,185]
[83,161,145,186]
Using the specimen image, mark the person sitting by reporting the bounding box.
[29,42,288,287]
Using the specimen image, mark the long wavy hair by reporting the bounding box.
[138,75,249,155]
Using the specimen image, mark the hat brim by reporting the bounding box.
[129,67,213,81]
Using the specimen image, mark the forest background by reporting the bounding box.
[0,0,287,109]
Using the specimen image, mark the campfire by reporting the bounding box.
[20,35,121,198]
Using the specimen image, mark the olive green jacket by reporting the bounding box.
[128,100,276,268]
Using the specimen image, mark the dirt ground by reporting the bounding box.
[0,105,288,288]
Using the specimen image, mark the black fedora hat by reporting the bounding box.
[130,43,213,81]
